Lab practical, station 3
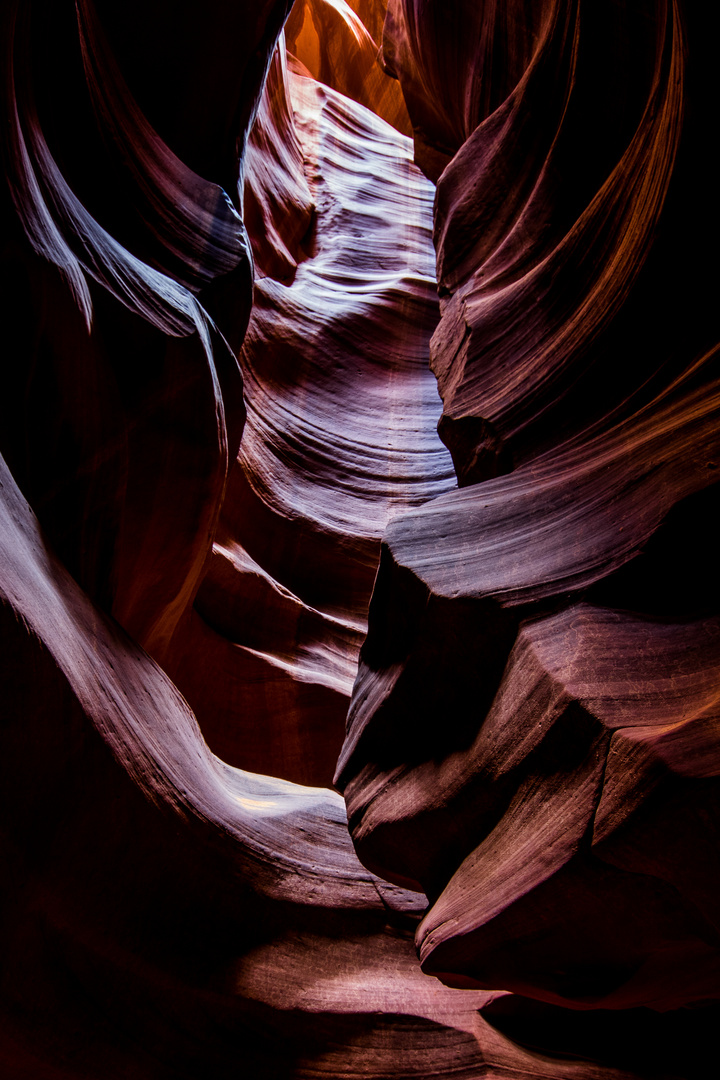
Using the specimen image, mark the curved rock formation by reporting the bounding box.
[168,37,455,787]
[0,0,268,662]
[2,0,719,1075]
[0,446,483,1077]
[285,0,412,135]
[337,0,720,1016]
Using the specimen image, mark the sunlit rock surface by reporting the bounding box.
[2,0,719,1076]
[0,449,497,1077]
[170,41,454,787]
[337,0,720,1018]
[0,0,269,661]
[285,0,412,135]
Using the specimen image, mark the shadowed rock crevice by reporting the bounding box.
[338,0,720,1027]
[2,1,719,1077]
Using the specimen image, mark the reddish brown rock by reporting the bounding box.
[1,444,647,1077]
[337,0,720,1017]
[285,0,412,136]
[168,46,455,787]
[243,39,316,284]
[382,0,553,182]
[0,0,275,661]
[3,0,720,1075]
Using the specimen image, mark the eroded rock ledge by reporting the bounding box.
[1,1,718,1078]
[337,0,720,1020]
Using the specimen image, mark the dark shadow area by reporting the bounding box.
[481,995,718,1079]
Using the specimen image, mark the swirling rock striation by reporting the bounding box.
[0,1,485,1076]
[338,0,720,1015]
[0,450,490,1078]
[3,0,719,1075]
[285,0,412,136]
[0,405,635,1076]
[170,37,455,787]
[0,0,283,661]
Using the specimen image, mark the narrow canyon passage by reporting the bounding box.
[1,3,719,1079]
[169,39,456,787]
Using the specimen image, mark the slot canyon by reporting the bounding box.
[1,1,719,1077]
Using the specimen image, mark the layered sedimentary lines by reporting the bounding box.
[172,42,454,787]
[1,0,255,663]
[285,0,412,135]
[337,0,720,1020]
[0,449,500,1076]
[2,0,720,1077]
